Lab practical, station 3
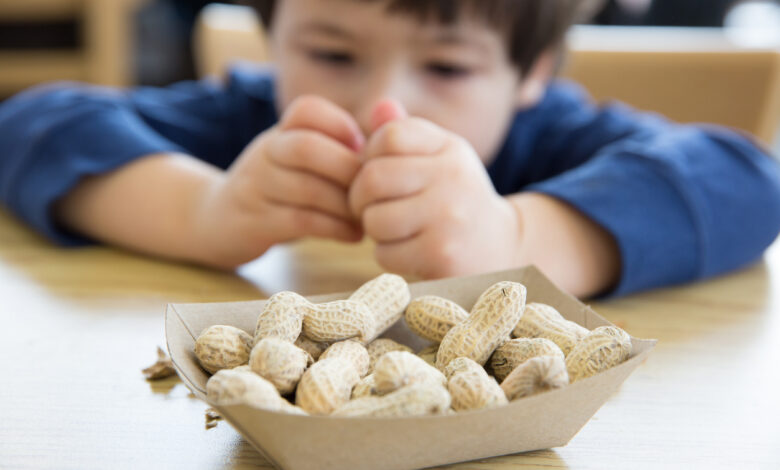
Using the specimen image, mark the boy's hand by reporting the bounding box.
[349,101,522,278]
[195,96,365,268]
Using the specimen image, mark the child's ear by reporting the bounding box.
[514,50,556,109]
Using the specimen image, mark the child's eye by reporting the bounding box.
[308,49,354,66]
[425,63,471,79]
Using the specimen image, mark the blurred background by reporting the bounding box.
[0,0,779,149]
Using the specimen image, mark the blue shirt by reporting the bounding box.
[1,65,779,296]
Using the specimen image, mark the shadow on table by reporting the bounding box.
[226,438,570,470]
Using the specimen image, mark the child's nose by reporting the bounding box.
[355,69,414,136]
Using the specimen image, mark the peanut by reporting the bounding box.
[349,273,410,342]
[249,337,312,394]
[436,281,527,370]
[254,291,306,344]
[500,355,569,401]
[351,373,376,399]
[320,340,370,377]
[366,338,413,373]
[195,325,253,374]
[489,337,565,381]
[405,295,469,342]
[295,357,361,415]
[443,356,486,380]
[512,303,589,356]
[206,368,306,415]
[294,334,329,361]
[565,326,632,382]
[416,344,439,367]
[302,299,375,343]
[373,350,446,395]
[447,358,508,411]
[279,401,309,416]
[332,383,451,418]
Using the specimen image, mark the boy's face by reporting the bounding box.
[269,0,531,163]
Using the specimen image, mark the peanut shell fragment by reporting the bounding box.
[142,346,177,380]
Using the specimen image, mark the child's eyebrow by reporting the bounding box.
[423,31,492,54]
[295,21,357,40]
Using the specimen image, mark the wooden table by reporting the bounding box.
[1,207,778,469]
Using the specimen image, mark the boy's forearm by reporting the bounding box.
[506,192,621,298]
[53,153,224,266]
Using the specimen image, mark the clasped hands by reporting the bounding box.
[198,95,522,278]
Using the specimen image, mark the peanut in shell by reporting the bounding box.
[436,281,527,370]
[195,325,253,374]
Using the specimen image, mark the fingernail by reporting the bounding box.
[370,99,408,133]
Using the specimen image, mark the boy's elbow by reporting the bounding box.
[759,167,780,244]
[707,142,780,276]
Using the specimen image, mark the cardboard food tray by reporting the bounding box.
[166,265,655,470]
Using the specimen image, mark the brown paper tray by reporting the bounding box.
[166,265,655,470]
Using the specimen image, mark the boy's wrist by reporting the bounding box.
[506,192,620,297]
[186,170,239,269]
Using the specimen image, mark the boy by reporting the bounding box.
[0,0,779,298]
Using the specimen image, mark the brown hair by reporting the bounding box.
[243,0,586,76]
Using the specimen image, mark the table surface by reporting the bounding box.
[1,207,778,470]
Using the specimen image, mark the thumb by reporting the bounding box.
[369,99,408,134]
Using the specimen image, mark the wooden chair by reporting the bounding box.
[193,4,780,146]
[564,26,780,146]
[193,3,269,78]
[0,0,148,94]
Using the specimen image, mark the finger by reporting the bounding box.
[262,165,353,221]
[272,205,363,243]
[374,231,457,279]
[268,129,363,187]
[370,98,408,134]
[364,117,447,160]
[349,156,432,217]
[280,95,365,152]
[361,194,429,243]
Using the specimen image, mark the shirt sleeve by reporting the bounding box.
[0,65,278,245]
[488,80,780,296]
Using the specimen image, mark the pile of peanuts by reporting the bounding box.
[195,274,632,418]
